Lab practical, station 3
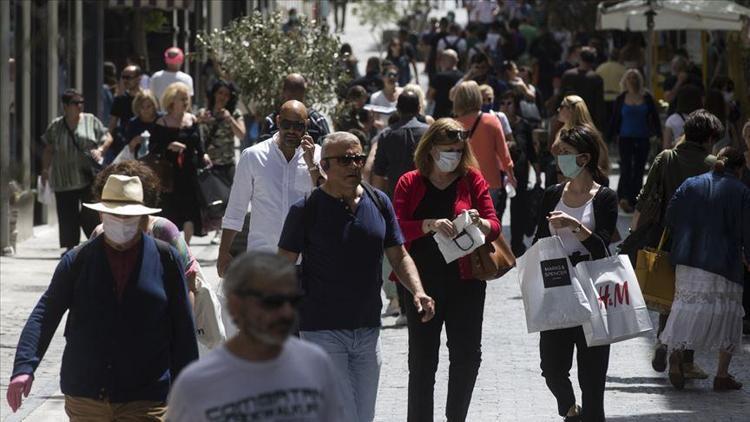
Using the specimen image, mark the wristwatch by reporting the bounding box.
[571,223,582,234]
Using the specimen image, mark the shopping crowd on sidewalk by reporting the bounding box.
[6,1,750,421]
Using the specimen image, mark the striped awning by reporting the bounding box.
[108,0,193,10]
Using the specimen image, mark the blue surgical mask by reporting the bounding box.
[556,154,585,179]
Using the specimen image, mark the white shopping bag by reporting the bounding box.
[193,267,227,349]
[113,145,135,164]
[577,255,653,346]
[36,176,55,205]
[518,236,592,333]
[434,210,485,263]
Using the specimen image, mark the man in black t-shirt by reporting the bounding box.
[428,50,464,119]
[105,65,142,164]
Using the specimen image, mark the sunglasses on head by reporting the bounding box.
[445,129,470,142]
[235,287,305,310]
[279,119,306,131]
[323,154,367,166]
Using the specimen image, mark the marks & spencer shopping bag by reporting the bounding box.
[518,236,592,333]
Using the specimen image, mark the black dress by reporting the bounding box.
[150,122,206,235]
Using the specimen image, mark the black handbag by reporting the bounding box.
[64,121,102,181]
[195,167,231,215]
[525,182,544,236]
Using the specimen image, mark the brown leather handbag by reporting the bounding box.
[470,233,516,280]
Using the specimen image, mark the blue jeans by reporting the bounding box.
[300,328,382,422]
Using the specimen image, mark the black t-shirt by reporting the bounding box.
[373,117,430,196]
[351,72,385,95]
[409,177,460,279]
[430,69,464,119]
[278,188,405,331]
[110,93,135,129]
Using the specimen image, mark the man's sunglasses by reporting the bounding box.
[279,119,306,131]
[323,154,367,166]
[66,100,84,106]
[235,287,305,310]
[121,74,138,80]
[445,129,470,142]
[385,72,399,78]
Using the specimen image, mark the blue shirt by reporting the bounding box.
[619,102,650,139]
[11,235,198,402]
[666,171,750,285]
[278,187,405,331]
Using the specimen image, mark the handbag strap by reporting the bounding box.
[656,228,670,252]
[468,111,483,140]
[63,120,88,156]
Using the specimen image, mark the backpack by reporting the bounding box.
[443,37,466,70]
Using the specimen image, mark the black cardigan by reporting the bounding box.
[608,91,661,141]
[532,183,619,261]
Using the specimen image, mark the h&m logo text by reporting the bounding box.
[597,281,629,310]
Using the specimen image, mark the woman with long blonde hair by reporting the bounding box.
[552,95,610,185]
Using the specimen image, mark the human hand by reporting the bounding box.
[413,292,436,322]
[129,136,143,152]
[7,373,33,413]
[167,141,186,152]
[203,154,212,168]
[41,169,50,185]
[301,135,316,167]
[217,250,233,278]
[430,218,457,238]
[196,110,214,124]
[217,108,231,120]
[467,209,482,226]
[547,210,580,230]
[89,148,103,163]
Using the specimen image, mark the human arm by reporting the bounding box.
[371,134,390,192]
[41,143,54,185]
[221,109,246,140]
[548,188,618,258]
[277,200,305,263]
[9,253,77,411]
[362,137,379,183]
[385,245,435,322]
[218,150,255,277]
[662,126,674,150]
[164,248,199,379]
[301,136,324,186]
[392,172,431,241]
[493,118,516,187]
[466,170,501,240]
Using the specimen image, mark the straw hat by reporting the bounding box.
[83,175,161,216]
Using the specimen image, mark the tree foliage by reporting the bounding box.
[197,11,347,118]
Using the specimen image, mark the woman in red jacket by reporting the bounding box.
[392,118,501,422]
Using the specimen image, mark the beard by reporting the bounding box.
[240,316,296,346]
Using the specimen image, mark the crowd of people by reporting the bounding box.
[7,1,750,421]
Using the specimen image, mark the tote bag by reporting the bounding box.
[518,236,592,333]
[577,254,653,346]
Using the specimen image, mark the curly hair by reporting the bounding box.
[92,160,161,207]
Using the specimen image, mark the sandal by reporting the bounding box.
[714,375,743,391]
[668,350,685,390]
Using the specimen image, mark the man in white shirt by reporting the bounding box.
[166,252,345,422]
[149,47,194,106]
[217,100,322,277]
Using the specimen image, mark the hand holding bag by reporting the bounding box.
[517,236,592,333]
[433,211,485,263]
[577,247,653,346]
[635,228,675,313]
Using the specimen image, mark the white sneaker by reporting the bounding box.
[382,298,400,317]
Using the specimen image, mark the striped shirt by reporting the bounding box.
[42,113,108,192]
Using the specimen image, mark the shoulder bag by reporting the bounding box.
[635,228,675,314]
[64,120,102,182]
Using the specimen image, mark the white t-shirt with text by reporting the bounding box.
[166,337,346,422]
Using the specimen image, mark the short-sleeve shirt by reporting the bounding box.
[278,187,405,331]
[199,108,244,165]
[42,114,108,192]
[430,69,464,119]
[373,117,429,196]
[110,92,135,127]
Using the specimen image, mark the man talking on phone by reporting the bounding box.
[217,100,323,279]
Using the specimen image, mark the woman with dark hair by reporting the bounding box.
[663,85,703,148]
[533,125,618,422]
[197,79,246,185]
[393,118,500,422]
[386,38,419,86]
[609,69,661,213]
[705,89,731,153]
[659,146,749,391]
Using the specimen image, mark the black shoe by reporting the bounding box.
[652,343,668,372]
[564,416,582,422]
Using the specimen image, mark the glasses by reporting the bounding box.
[235,287,304,310]
[279,119,306,131]
[323,154,367,166]
[445,129,470,142]
[500,101,514,107]
[121,74,137,80]
[66,100,84,106]
[385,72,399,79]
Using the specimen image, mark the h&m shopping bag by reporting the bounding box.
[518,236,592,333]
[577,255,653,347]
[193,266,227,349]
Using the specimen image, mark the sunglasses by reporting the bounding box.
[235,287,305,310]
[66,100,84,106]
[323,154,367,166]
[385,72,399,78]
[279,119,306,131]
[445,129,470,142]
[166,51,181,58]
[121,74,138,80]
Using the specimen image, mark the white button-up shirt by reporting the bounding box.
[222,133,321,252]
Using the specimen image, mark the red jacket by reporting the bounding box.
[392,168,501,280]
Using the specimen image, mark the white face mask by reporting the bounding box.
[102,214,142,245]
[434,151,462,173]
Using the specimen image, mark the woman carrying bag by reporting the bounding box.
[392,118,500,422]
[532,125,618,422]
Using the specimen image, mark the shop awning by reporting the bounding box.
[107,0,193,11]
[597,0,750,31]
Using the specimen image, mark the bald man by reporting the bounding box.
[259,73,331,144]
[218,100,323,278]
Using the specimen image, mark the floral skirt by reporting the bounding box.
[659,265,745,353]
